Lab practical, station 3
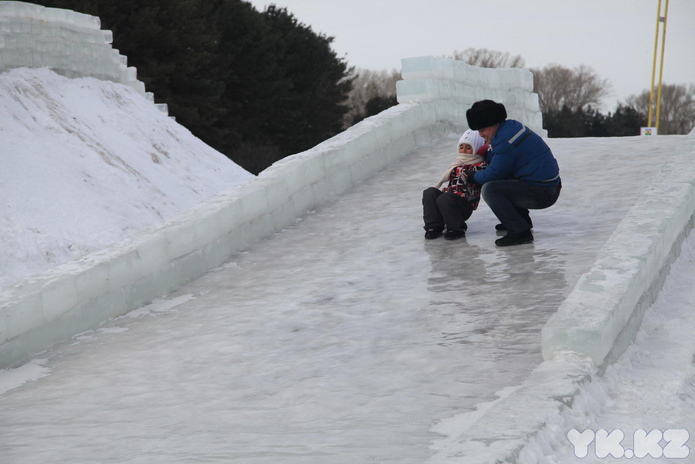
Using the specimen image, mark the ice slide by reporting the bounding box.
[2,2,695,462]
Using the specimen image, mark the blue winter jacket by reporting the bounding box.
[470,120,560,186]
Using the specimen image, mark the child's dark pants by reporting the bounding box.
[422,187,473,232]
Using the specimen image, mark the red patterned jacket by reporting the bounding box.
[443,162,488,209]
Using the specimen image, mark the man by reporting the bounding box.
[465,100,561,246]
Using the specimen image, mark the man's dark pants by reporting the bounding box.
[481,180,561,234]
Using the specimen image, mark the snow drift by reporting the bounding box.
[1,67,253,292]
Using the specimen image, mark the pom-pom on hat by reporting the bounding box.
[458,129,485,155]
[466,100,507,130]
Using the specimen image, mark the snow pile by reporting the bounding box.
[0,67,253,292]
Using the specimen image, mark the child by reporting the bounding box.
[422,129,488,240]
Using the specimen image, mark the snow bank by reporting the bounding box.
[0,67,252,293]
[0,67,254,367]
[518,229,695,462]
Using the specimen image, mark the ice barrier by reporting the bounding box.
[397,55,546,137]
[0,54,544,368]
[542,128,695,365]
[426,129,695,464]
[0,1,167,113]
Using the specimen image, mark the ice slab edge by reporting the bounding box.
[0,55,544,369]
[426,352,596,464]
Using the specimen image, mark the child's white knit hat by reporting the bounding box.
[458,129,485,155]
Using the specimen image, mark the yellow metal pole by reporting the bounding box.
[655,0,669,131]
[648,0,662,127]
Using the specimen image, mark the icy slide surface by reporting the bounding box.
[0,135,683,463]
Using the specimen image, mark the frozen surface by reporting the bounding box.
[0,133,685,463]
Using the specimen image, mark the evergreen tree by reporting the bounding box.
[607,105,646,136]
[259,6,353,157]
[543,105,647,138]
[543,106,585,138]
[363,95,398,120]
[27,0,355,174]
[118,0,224,145]
[31,0,226,146]
[583,107,610,137]
[213,1,284,151]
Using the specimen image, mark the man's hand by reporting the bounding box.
[463,170,477,184]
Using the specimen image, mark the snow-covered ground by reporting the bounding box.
[518,230,695,463]
[1,67,694,463]
[0,67,253,293]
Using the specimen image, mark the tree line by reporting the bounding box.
[31,0,354,174]
[366,48,695,138]
[23,2,695,172]
[368,48,695,138]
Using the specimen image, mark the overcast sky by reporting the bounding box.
[246,0,695,112]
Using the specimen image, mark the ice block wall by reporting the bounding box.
[397,56,546,137]
[0,5,546,369]
[0,1,167,113]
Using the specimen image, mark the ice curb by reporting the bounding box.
[426,352,596,464]
[542,129,695,366]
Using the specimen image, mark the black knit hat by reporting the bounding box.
[466,100,507,130]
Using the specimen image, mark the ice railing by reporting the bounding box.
[0,1,167,114]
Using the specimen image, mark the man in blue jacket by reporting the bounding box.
[465,100,561,246]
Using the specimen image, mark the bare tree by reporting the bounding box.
[452,48,525,68]
[343,68,401,128]
[625,84,695,134]
[530,64,612,113]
